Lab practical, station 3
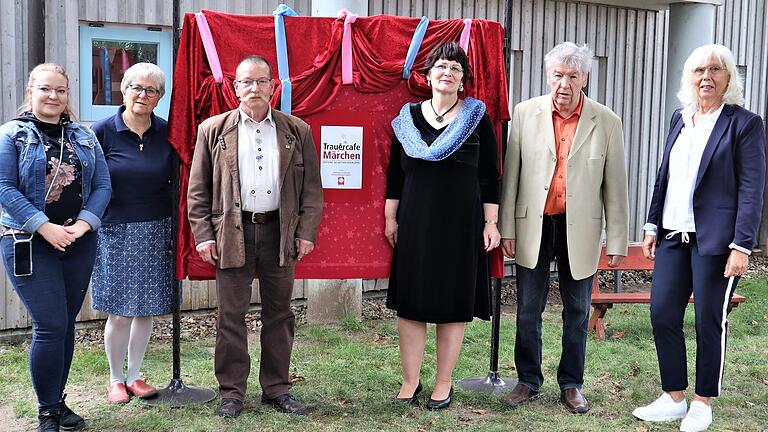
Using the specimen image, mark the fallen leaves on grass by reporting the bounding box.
[290,374,306,383]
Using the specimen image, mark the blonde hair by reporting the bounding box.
[677,44,744,107]
[17,63,76,119]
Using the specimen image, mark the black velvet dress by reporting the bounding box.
[385,103,500,323]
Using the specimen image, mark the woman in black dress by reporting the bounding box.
[385,42,501,410]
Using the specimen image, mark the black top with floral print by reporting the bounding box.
[16,112,83,225]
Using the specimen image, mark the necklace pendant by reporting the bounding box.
[139,143,144,151]
[435,115,444,123]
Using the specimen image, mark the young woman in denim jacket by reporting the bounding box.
[0,63,111,432]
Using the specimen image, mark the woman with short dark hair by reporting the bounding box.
[385,41,500,410]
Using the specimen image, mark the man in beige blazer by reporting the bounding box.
[187,55,322,417]
[498,42,628,413]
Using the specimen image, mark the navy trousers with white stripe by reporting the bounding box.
[650,231,738,397]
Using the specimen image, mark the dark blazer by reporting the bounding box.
[647,104,766,255]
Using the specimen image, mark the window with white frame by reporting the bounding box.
[79,24,172,121]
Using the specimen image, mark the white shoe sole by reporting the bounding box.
[632,410,686,422]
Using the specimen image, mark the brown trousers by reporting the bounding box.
[214,218,295,400]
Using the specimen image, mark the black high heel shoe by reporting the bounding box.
[426,386,453,410]
[394,382,423,405]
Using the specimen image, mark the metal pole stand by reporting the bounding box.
[145,280,216,407]
[458,277,515,395]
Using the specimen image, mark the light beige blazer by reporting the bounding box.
[499,94,628,279]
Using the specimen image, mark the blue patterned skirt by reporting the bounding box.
[92,218,176,316]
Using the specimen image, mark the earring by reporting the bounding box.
[459,84,464,91]
[427,80,431,87]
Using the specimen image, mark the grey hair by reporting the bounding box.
[544,42,593,74]
[120,62,166,98]
[676,44,744,107]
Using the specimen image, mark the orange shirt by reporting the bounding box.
[544,93,584,215]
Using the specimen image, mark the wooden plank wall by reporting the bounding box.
[715,0,768,246]
[507,1,669,242]
[3,0,767,330]
[0,1,34,122]
[0,0,314,332]
[369,0,668,241]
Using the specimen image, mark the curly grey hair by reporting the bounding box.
[120,62,166,98]
[544,42,593,75]
[677,44,744,107]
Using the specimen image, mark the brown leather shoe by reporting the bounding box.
[560,388,590,413]
[216,398,243,418]
[501,383,539,407]
[262,393,306,415]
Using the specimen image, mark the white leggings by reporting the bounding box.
[104,314,154,385]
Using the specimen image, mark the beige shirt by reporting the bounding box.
[238,108,280,212]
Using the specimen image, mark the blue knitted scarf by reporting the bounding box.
[392,97,486,161]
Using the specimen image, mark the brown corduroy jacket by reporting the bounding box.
[187,108,323,269]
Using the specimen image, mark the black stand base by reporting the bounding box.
[143,378,217,407]
[458,372,515,395]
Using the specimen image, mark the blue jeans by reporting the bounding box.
[0,232,97,412]
[514,214,593,391]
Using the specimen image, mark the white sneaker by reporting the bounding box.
[679,401,713,432]
[632,393,687,422]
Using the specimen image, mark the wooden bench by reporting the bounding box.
[588,245,746,339]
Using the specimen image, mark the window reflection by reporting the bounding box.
[91,40,158,106]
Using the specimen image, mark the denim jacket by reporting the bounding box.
[0,119,112,233]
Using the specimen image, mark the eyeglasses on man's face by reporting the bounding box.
[33,86,68,97]
[236,79,273,89]
[128,84,160,98]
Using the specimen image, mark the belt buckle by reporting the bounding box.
[251,212,267,224]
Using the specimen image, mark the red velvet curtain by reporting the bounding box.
[169,10,510,280]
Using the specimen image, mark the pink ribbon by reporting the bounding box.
[337,8,359,85]
[195,12,224,83]
[459,18,472,53]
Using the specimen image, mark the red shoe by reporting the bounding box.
[107,382,130,404]
[126,379,158,399]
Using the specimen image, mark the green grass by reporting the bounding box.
[1,278,766,431]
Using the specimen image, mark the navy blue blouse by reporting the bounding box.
[91,106,174,225]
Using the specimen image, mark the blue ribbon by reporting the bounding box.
[100,47,112,105]
[274,4,298,114]
[403,17,429,79]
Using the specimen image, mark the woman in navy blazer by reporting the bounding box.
[633,44,765,432]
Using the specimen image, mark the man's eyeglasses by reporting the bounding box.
[432,64,464,74]
[128,84,161,98]
[34,86,68,97]
[236,79,273,89]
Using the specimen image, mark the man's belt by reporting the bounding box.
[242,210,279,224]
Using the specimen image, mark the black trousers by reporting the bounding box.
[650,231,738,397]
[514,214,594,391]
